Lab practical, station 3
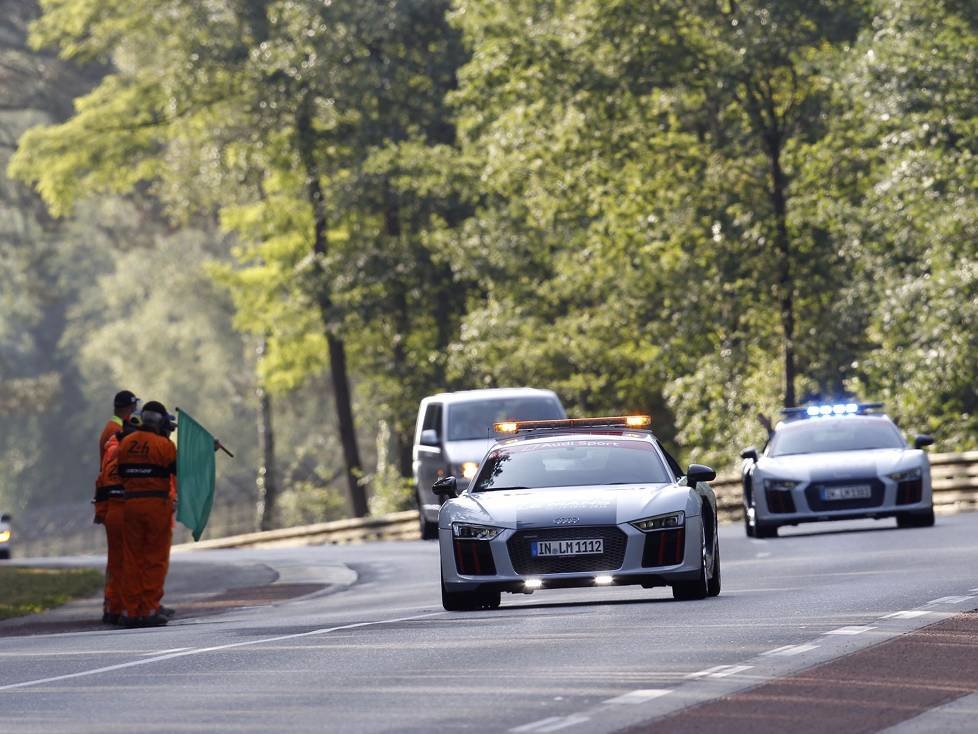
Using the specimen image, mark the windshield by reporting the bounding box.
[769,419,905,457]
[446,398,564,441]
[471,439,673,490]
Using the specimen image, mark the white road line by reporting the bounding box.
[883,610,933,619]
[0,612,440,693]
[510,715,590,733]
[603,689,671,705]
[926,595,974,605]
[825,626,876,635]
[969,588,978,593]
[686,665,729,679]
[686,665,753,679]
[141,647,190,656]
[762,643,819,657]
[710,665,753,678]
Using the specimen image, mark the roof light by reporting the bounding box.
[784,402,884,420]
[494,416,653,433]
[806,406,820,417]
[819,405,833,415]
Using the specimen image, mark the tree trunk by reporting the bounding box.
[383,182,416,480]
[295,96,368,517]
[767,137,796,408]
[255,340,279,531]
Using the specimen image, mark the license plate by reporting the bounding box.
[532,539,604,557]
[821,485,872,501]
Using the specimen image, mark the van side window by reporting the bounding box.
[422,403,442,435]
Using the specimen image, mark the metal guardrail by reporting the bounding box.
[10,451,977,556]
[175,451,978,550]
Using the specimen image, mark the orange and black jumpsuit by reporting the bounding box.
[118,429,177,619]
[95,433,126,615]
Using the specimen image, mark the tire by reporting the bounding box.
[743,508,755,538]
[441,576,501,612]
[417,495,438,540]
[897,507,935,528]
[707,542,721,597]
[673,521,713,601]
[755,523,778,539]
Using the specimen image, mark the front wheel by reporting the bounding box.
[417,495,438,540]
[673,521,717,601]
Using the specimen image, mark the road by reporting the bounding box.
[2,513,977,733]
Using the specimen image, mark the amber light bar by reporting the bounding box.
[493,415,652,433]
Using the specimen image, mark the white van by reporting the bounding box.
[412,388,565,539]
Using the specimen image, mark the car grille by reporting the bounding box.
[641,528,685,567]
[805,478,885,511]
[896,479,923,505]
[765,489,797,514]
[453,539,497,576]
[507,526,628,575]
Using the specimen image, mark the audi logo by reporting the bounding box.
[554,517,580,525]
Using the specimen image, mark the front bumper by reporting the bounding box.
[753,474,932,526]
[440,516,705,593]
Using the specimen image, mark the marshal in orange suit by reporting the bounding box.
[118,400,177,628]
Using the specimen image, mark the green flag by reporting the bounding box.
[176,409,215,541]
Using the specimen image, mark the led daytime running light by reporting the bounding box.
[630,511,684,532]
[451,522,502,541]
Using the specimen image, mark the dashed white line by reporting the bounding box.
[710,664,753,678]
[762,643,819,657]
[926,595,974,605]
[0,612,440,692]
[686,665,753,679]
[510,714,590,732]
[603,689,672,705]
[883,610,933,619]
[825,626,876,636]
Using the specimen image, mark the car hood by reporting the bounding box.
[443,438,494,465]
[756,448,923,482]
[442,484,697,529]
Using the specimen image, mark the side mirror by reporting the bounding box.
[740,447,759,461]
[432,476,458,498]
[686,464,716,485]
[0,513,10,523]
[914,434,934,449]
[419,429,441,448]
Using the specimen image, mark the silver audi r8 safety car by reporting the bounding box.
[740,403,935,538]
[433,416,721,611]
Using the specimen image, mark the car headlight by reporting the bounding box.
[764,479,800,491]
[889,467,922,482]
[0,529,10,543]
[460,462,479,480]
[451,522,502,540]
[630,511,685,533]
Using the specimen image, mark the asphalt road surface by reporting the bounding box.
[2,513,977,733]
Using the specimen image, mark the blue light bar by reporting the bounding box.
[784,402,882,419]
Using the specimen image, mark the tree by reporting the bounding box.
[11,0,469,516]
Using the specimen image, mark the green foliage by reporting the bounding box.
[0,566,103,619]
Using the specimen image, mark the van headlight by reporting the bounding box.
[451,522,502,541]
[460,462,479,480]
[889,467,922,482]
[630,511,684,532]
[0,529,10,543]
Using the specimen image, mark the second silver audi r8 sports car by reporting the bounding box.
[433,416,721,611]
[740,403,935,538]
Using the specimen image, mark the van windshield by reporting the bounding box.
[446,398,564,441]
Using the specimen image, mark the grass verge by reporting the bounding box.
[0,566,104,620]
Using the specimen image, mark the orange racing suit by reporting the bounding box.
[118,429,177,619]
[95,433,125,615]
